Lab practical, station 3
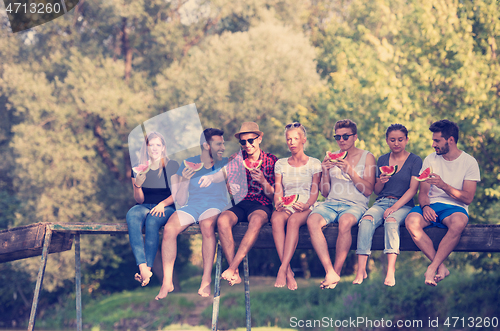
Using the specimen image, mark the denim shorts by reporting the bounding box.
[409,202,468,229]
[363,198,412,225]
[310,200,367,224]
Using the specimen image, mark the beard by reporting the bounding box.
[436,142,450,155]
[209,148,223,161]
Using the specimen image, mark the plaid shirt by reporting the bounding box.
[225,149,278,206]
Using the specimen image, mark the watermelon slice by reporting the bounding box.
[184,160,204,171]
[281,194,299,207]
[243,159,263,170]
[380,165,398,176]
[416,166,433,181]
[132,162,150,175]
[326,151,348,162]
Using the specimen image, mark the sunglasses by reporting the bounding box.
[239,136,259,146]
[285,122,301,129]
[334,133,355,141]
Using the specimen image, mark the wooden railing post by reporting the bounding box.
[28,226,52,331]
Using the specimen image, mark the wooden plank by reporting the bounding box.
[0,224,74,263]
[1,222,499,264]
[248,223,500,252]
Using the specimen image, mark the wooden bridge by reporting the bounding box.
[1,222,500,331]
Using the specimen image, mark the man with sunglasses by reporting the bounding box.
[307,119,376,289]
[218,122,278,285]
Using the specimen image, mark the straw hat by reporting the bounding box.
[234,122,264,139]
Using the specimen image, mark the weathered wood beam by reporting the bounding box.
[2,222,500,264]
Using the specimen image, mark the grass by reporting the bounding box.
[34,266,500,331]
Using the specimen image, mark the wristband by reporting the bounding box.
[421,204,430,210]
[134,183,142,188]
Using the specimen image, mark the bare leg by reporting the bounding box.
[155,212,191,300]
[406,212,466,286]
[384,217,399,286]
[278,211,310,290]
[384,253,397,286]
[428,213,467,284]
[333,213,358,276]
[307,213,339,289]
[353,255,368,285]
[271,210,291,288]
[217,210,240,285]
[197,210,219,297]
[222,210,268,284]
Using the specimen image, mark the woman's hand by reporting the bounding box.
[292,202,309,213]
[134,172,147,187]
[379,173,391,184]
[275,200,285,212]
[383,206,398,219]
[150,202,166,217]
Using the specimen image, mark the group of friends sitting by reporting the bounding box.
[126,118,481,300]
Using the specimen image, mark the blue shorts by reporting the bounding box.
[310,200,367,224]
[177,202,229,225]
[409,202,468,229]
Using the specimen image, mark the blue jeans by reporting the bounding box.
[126,203,176,267]
[356,198,411,255]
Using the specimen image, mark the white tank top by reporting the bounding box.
[326,150,370,207]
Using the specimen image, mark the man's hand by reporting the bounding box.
[321,157,335,172]
[422,205,437,223]
[181,167,196,180]
[250,168,266,184]
[424,173,446,190]
[334,159,352,175]
[228,183,240,195]
[199,175,213,188]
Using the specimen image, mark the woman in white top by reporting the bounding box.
[271,123,322,290]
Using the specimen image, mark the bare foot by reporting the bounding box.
[286,269,298,291]
[140,270,153,287]
[434,265,450,283]
[155,283,174,300]
[138,264,153,287]
[274,268,287,288]
[424,268,437,287]
[222,268,241,286]
[198,278,211,297]
[384,273,396,287]
[352,271,367,285]
[320,271,340,289]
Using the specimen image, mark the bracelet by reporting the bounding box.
[421,204,430,210]
[134,183,142,188]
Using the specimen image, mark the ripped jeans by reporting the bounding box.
[356,198,411,255]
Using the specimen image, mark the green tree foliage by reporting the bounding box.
[307,0,500,223]
[156,20,320,157]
